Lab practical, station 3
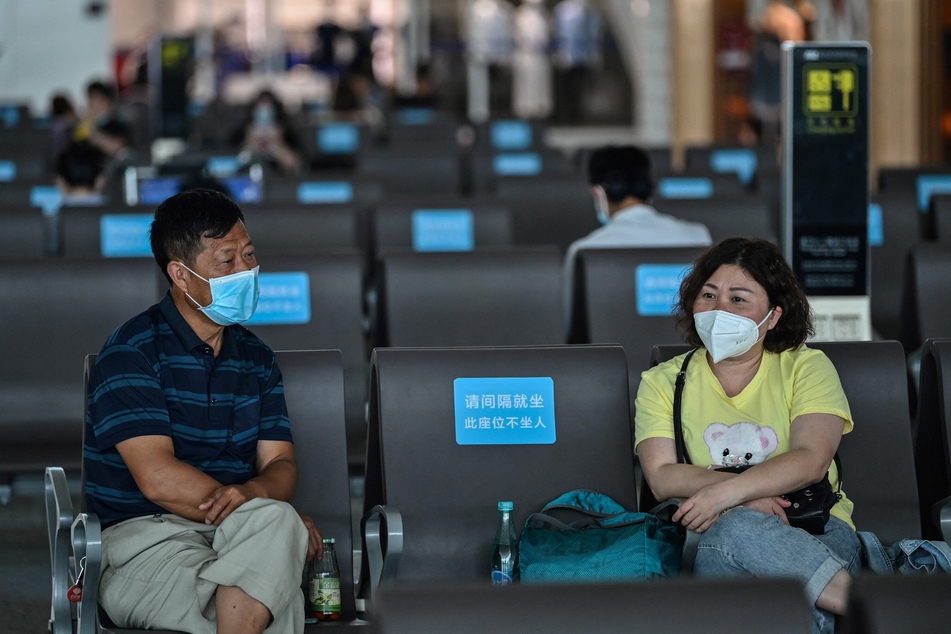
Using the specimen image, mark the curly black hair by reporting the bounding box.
[675,237,815,352]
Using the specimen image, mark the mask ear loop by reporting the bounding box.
[176,261,212,310]
[751,308,776,346]
[592,185,610,225]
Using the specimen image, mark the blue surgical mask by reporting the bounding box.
[253,106,275,126]
[180,262,260,325]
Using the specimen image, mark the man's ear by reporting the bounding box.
[167,261,190,294]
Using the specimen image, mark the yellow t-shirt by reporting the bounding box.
[634,345,855,528]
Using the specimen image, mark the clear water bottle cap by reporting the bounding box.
[498,501,514,512]
[322,538,335,544]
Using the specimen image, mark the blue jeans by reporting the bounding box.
[693,507,861,634]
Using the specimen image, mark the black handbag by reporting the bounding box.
[673,348,841,535]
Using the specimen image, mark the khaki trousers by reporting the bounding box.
[99,498,308,634]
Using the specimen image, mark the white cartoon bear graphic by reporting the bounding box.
[703,422,779,467]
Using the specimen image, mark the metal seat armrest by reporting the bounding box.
[649,498,699,573]
[933,495,951,544]
[46,467,75,634]
[72,512,104,634]
[361,505,403,599]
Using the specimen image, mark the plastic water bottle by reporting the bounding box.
[491,501,519,585]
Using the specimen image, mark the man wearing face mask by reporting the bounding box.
[562,144,712,332]
[84,189,322,633]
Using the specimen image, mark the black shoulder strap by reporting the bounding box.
[673,348,697,465]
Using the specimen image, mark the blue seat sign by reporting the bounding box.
[206,156,242,177]
[245,272,311,325]
[100,214,153,257]
[396,108,436,125]
[412,209,475,252]
[1,105,20,128]
[30,186,63,215]
[454,377,556,445]
[491,120,533,150]
[916,175,951,211]
[221,175,262,204]
[139,177,181,205]
[636,264,691,316]
[318,123,359,154]
[297,181,353,204]
[710,149,757,186]
[868,203,883,247]
[0,160,15,181]
[493,152,542,176]
[658,177,714,199]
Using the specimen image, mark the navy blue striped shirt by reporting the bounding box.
[84,292,293,527]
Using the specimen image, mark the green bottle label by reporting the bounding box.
[311,577,341,612]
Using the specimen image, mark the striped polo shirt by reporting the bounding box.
[84,291,293,528]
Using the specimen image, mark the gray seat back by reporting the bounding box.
[376,247,564,347]
[374,577,813,634]
[362,345,635,585]
[914,338,951,540]
[0,258,160,474]
[843,575,951,634]
[244,252,368,471]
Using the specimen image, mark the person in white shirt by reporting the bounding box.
[563,145,713,332]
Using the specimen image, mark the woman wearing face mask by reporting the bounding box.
[634,237,858,634]
[233,89,303,174]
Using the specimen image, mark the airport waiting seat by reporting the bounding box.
[370,202,513,258]
[243,204,363,254]
[651,196,778,244]
[0,149,51,182]
[684,143,779,179]
[46,349,360,633]
[927,193,951,242]
[648,341,922,544]
[56,204,364,260]
[359,345,637,600]
[870,192,923,341]
[841,574,951,634]
[373,577,813,634]
[654,173,749,200]
[243,252,369,471]
[0,180,55,206]
[374,247,565,348]
[360,149,464,195]
[0,258,160,476]
[494,174,597,252]
[0,205,48,257]
[877,165,951,194]
[476,148,575,193]
[914,338,951,541]
[51,206,151,258]
[568,246,708,407]
[900,243,951,354]
[262,174,384,212]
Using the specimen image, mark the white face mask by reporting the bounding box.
[694,308,774,363]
